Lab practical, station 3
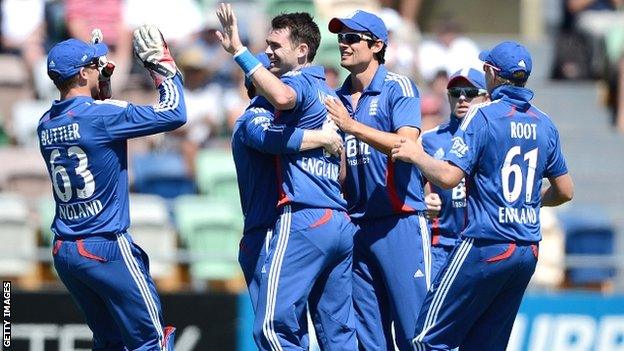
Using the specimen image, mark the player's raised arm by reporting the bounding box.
[215,2,297,110]
[103,25,187,140]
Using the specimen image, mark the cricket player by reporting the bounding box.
[391,41,574,351]
[217,4,357,350]
[39,26,184,350]
[421,68,489,279]
[324,10,429,350]
[233,53,345,310]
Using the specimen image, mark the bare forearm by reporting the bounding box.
[251,68,296,110]
[541,185,571,207]
[300,130,326,151]
[350,124,418,155]
[412,156,460,189]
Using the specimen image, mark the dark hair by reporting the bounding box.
[364,33,386,64]
[494,74,526,88]
[52,73,80,91]
[271,12,321,62]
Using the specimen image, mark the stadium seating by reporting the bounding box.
[195,148,239,201]
[174,195,243,282]
[129,194,178,279]
[0,147,51,201]
[38,196,56,246]
[558,207,616,288]
[11,99,49,147]
[0,193,38,277]
[132,152,196,199]
[265,0,315,17]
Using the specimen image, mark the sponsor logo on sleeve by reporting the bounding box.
[449,137,468,158]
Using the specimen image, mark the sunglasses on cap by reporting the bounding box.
[74,57,102,69]
[337,32,375,45]
[448,87,487,98]
[483,61,501,72]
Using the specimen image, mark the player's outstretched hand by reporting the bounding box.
[391,137,421,163]
[325,98,355,134]
[215,3,244,55]
[424,193,442,219]
[133,25,177,87]
[320,121,344,157]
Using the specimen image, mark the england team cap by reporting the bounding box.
[244,52,271,90]
[479,41,532,82]
[47,38,108,83]
[328,10,388,44]
[447,68,486,90]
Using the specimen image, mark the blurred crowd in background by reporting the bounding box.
[0,0,622,293]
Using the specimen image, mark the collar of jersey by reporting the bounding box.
[491,84,534,112]
[50,96,93,118]
[338,64,387,97]
[298,65,326,79]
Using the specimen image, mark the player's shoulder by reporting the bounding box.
[421,125,443,141]
[91,99,130,114]
[383,71,418,98]
[282,70,303,78]
[459,100,498,131]
[420,125,442,148]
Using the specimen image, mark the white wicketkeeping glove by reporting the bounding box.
[132,25,178,87]
[90,28,115,99]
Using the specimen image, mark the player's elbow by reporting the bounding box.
[559,185,574,203]
[272,88,296,110]
[437,164,464,189]
[553,174,574,204]
[273,96,294,110]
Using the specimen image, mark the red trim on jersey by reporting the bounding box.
[531,244,539,259]
[431,217,441,245]
[274,155,291,207]
[310,209,333,228]
[486,243,516,262]
[526,109,538,118]
[53,240,63,255]
[386,160,415,213]
[506,106,516,117]
[162,326,176,350]
[76,240,107,262]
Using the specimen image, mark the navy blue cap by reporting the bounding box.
[447,68,486,90]
[244,52,271,90]
[47,38,108,83]
[328,10,388,44]
[479,41,532,82]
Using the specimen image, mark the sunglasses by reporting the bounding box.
[448,87,487,98]
[74,58,100,69]
[337,32,375,45]
[483,61,501,72]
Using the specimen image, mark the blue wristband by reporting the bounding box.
[234,48,262,77]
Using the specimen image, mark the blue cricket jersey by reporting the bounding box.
[421,116,466,246]
[38,75,186,239]
[273,65,346,210]
[231,96,304,233]
[336,65,426,219]
[445,85,568,243]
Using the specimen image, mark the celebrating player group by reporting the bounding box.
[38,2,574,350]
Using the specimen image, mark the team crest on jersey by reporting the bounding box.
[369,97,378,116]
[433,148,445,160]
[449,137,468,158]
